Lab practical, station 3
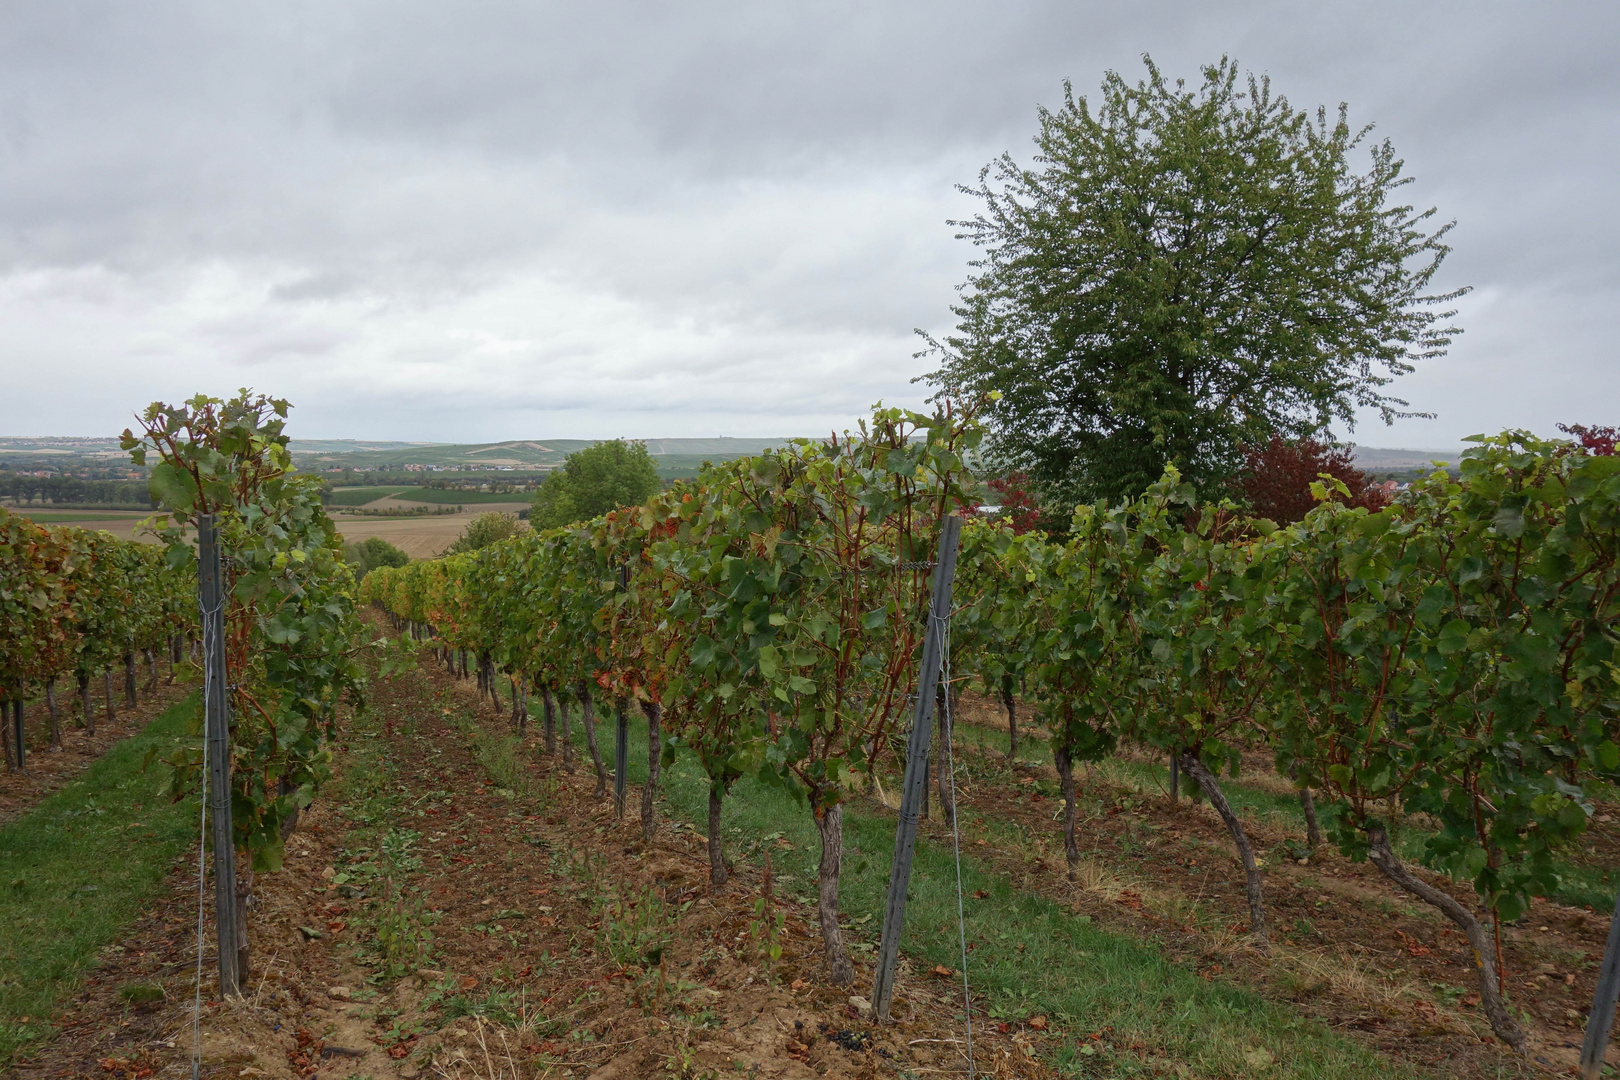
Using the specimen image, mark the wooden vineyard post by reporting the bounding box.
[614,564,630,819]
[197,515,242,997]
[1580,881,1620,1078]
[872,515,962,1023]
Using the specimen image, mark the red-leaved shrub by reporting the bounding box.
[986,472,1042,534]
[1237,437,1391,524]
[1558,424,1617,456]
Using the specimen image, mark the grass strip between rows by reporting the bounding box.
[0,692,203,1065]
[543,704,1411,1079]
[960,713,1620,914]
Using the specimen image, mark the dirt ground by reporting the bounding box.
[13,655,1620,1079]
[14,642,1051,1080]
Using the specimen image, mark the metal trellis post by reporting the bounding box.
[1580,880,1620,1078]
[197,515,241,997]
[872,515,962,1023]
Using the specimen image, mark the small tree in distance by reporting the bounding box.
[446,512,524,554]
[1237,437,1390,524]
[347,536,409,579]
[530,439,661,530]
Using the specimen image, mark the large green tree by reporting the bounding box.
[925,56,1462,515]
[529,439,661,530]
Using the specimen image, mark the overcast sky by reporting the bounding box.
[1,1,1614,445]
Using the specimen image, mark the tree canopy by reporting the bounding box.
[925,56,1463,515]
[445,511,524,555]
[529,439,661,530]
[347,536,409,579]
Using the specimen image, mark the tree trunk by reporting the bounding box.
[577,681,606,797]
[933,689,954,827]
[79,673,94,736]
[104,669,117,724]
[14,701,25,773]
[46,677,61,749]
[479,655,492,706]
[1180,753,1267,945]
[1365,823,1525,1051]
[1001,673,1017,761]
[123,652,137,707]
[1054,742,1080,870]
[1299,787,1322,849]
[2,701,14,773]
[640,701,661,842]
[278,777,301,840]
[541,685,557,755]
[813,800,854,985]
[1169,751,1179,805]
[559,691,575,772]
[707,783,727,886]
[234,868,252,984]
[145,648,158,691]
[510,676,525,732]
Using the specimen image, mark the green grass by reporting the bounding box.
[0,693,202,1064]
[324,486,411,506]
[549,703,1410,1079]
[324,487,532,507]
[961,714,1620,913]
[6,510,150,522]
[393,489,531,506]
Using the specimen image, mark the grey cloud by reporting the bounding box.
[0,1,1614,442]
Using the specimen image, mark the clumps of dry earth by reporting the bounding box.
[17,650,1051,1080]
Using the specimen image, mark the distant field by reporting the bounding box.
[332,502,529,558]
[8,510,149,523]
[325,486,533,507]
[396,488,533,505]
[323,486,410,505]
[3,509,164,543]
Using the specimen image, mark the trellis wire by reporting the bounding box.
[941,615,975,1079]
[192,595,223,1080]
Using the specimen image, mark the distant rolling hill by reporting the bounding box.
[288,437,794,470]
[1,434,1468,480]
[1349,447,1466,474]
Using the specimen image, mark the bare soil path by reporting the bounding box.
[16,641,1048,1080]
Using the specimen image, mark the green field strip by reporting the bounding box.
[0,693,203,1065]
[323,486,411,506]
[391,489,532,505]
